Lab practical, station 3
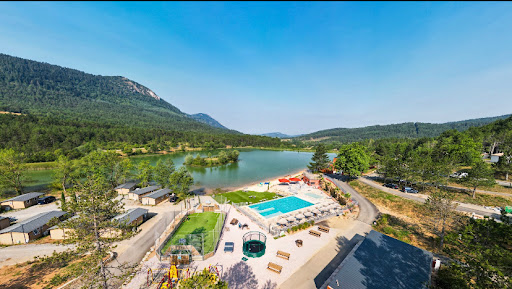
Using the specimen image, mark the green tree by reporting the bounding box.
[229,150,240,162]
[495,132,512,182]
[179,268,228,289]
[52,155,75,194]
[61,191,66,208]
[378,142,412,186]
[136,160,153,187]
[184,154,193,165]
[168,167,194,200]
[308,144,330,173]
[0,148,26,195]
[77,151,133,189]
[62,157,135,288]
[443,218,512,289]
[334,143,370,177]
[153,159,175,188]
[461,160,495,199]
[424,190,458,251]
[217,151,228,164]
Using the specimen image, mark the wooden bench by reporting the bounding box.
[276,250,290,260]
[267,262,283,274]
[309,230,321,237]
[318,225,330,233]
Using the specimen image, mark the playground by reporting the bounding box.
[160,212,225,256]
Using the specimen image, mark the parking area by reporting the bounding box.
[0,202,59,224]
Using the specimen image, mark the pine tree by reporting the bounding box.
[308,144,330,173]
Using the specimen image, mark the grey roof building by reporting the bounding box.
[321,230,433,289]
[143,188,171,199]
[115,182,138,190]
[130,185,161,196]
[113,208,148,225]
[2,192,44,203]
[0,211,67,234]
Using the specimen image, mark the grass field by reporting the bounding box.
[212,190,281,205]
[161,212,224,255]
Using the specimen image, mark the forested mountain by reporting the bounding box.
[0,53,288,162]
[0,53,233,133]
[188,113,228,129]
[296,115,511,143]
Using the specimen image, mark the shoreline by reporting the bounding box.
[232,168,307,192]
[193,168,307,194]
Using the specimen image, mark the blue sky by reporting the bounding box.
[1,2,512,135]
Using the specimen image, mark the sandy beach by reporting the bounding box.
[233,168,307,192]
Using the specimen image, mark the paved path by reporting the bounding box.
[0,243,74,267]
[324,174,379,224]
[0,202,59,223]
[279,175,377,289]
[359,176,503,219]
[496,180,512,188]
[367,172,512,198]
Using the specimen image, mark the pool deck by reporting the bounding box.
[124,204,342,289]
[242,182,341,232]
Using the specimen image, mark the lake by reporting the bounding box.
[24,149,336,191]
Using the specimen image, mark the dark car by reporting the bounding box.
[38,196,56,205]
[384,183,399,189]
[401,187,419,194]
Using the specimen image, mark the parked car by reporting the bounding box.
[450,172,468,179]
[38,196,56,205]
[384,183,399,189]
[401,187,419,194]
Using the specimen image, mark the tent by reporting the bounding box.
[289,177,301,182]
[278,179,290,183]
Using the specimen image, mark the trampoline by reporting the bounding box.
[243,231,267,258]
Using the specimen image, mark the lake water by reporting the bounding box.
[25,149,336,191]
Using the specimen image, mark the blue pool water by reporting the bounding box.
[249,196,314,219]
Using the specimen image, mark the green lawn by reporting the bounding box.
[161,212,223,255]
[212,190,281,205]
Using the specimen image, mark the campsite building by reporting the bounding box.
[128,186,160,201]
[115,182,138,195]
[49,215,79,240]
[113,208,148,227]
[1,192,44,210]
[0,211,67,245]
[141,188,171,205]
[321,230,433,289]
[0,217,10,230]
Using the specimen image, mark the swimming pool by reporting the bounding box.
[249,196,314,219]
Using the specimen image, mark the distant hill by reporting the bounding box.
[296,114,512,143]
[261,132,304,138]
[0,53,234,133]
[188,113,228,130]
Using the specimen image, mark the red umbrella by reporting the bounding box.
[278,178,290,183]
[289,178,301,182]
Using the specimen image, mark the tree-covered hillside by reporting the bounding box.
[0,53,233,133]
[188,113,227,129]
[0,113,285,162]
[296,115,511,143]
